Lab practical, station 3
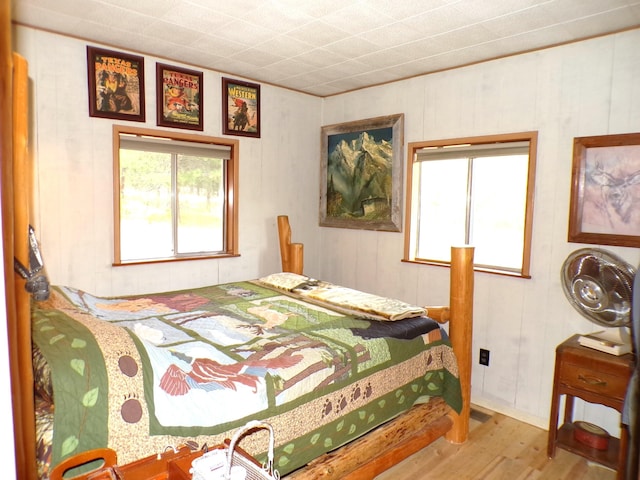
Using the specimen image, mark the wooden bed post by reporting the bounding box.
[14,53,38,479]
[3,40,38,479]
[277,215,303,274]
[446,245,474,444]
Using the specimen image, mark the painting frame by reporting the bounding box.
[222,77,260,138]
[156,63,203,131]
[568,132,640,247]
[87,46,145,122]
[320,114,404,231]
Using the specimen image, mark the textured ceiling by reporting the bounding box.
[12,0,640,97]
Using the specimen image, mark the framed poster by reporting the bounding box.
[87,46,145,121]
[320,114,404,231]
[568,132,640,247]
[222,78,260,138]
[156,63,203,130]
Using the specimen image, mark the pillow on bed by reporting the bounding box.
[32,343,54,404]
[258,272,315,291]
[258,272,426,321]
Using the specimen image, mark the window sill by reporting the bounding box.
[401,258,531,279]
[113,253,240,267]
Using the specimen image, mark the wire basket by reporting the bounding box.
[191,421,280,480]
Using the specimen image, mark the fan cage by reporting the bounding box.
[561,248,636,328]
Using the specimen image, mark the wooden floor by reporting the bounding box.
[375,405,617,480]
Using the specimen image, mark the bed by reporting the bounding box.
[4,53,475,480]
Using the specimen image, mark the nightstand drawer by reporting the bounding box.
[559,363,627,399]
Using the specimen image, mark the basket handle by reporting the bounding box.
[225,420,277,479]
[49,448,117,480]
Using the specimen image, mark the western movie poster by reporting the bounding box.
[87,46,145,122]
[222,78,260,138]
[157,63,203,130]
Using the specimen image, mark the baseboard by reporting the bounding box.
[471,399,548,430]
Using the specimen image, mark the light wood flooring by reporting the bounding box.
[375,405,617,480]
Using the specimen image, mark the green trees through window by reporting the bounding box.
[114,126,238,264]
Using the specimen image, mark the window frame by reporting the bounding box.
[403,132,537,278]
[112,125,239,266]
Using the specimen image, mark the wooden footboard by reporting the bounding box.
[283,245,474,479]
[285,398,452,479]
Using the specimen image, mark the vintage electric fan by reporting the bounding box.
[561,248,636,355]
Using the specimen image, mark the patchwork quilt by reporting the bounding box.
[32,279,461,476]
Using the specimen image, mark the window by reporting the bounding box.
[404,132,537,277]
[113,126,239,265]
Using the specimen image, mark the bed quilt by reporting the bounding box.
[32,280,461,475]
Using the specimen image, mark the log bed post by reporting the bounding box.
[446,245,474,444]
[277,215,303,275]
[3,46,38,478]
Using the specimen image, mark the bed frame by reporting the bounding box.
[3,52,474,479]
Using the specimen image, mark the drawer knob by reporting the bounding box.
[578,374,607,387]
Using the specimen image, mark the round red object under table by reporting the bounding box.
[573,421,610,450]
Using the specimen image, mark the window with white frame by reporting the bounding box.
[114,126,239,265]
[404,132,537,277]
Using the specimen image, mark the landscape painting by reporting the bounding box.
[320,114,404,231]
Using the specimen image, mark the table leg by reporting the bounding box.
[548,392,561,457]
[563,395,574,425]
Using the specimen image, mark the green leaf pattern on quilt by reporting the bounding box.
[82,387,100,407]
[60,435,79,458]
[32,308,109,466]
[70,358,85,376]
[71,338,87,349]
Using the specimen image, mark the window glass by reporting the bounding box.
[416,158,468,261]
[120,150,173,260]
[114,127,238,264]
[405,133,536,277]
[176,155,225,254]
[470,155,528,271]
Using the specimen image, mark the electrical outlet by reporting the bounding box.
[479,348,490,366]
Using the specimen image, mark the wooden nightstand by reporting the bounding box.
[547,334,634,479]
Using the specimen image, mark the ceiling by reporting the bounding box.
[12,0,640,97]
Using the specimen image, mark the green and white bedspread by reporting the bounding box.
[32,279,461,475]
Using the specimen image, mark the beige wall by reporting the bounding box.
[14,25,323,296]
[11,24,640,438]
[320,29,640,431]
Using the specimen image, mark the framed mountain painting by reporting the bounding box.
[320,114,404,231]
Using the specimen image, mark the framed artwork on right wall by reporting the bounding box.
[568,132,640,247]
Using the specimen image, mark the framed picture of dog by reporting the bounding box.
[222,78,260,138]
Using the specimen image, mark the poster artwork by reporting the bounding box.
[94,53,141,115]
[224,80,260,136]
[161,69,201,127]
